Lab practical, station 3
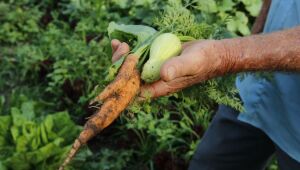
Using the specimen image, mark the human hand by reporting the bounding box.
[112,26,300,100]
[140,40,229,98]
[110,39,230,99]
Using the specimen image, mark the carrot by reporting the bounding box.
[91,54,139,103]
[59,65,140,170]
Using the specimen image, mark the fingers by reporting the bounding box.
[140,80,174,99]
[111,39,121,53]
[111,40,130,62]
[140,75,198,99]
[160,54,201,81]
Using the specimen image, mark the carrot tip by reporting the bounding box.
[59,139,82,170]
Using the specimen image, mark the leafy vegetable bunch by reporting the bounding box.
[0,100,90,170]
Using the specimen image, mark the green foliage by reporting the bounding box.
[154,3,215,39]
[240,0,262,16]
[0,99,91,170]
[266,159,279,170]
[125,95,212,157]
[227,11,251,35]
[0,1,41,44]
[195,0,262,35]
[96,149,134,170]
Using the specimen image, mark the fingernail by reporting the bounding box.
[167,66,176,80]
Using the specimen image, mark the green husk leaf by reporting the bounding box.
[105,25,162,81]
[108,22,157,47]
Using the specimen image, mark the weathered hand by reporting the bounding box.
[112,26,300,99]
[111,39,228,99]
[140,40,227,98]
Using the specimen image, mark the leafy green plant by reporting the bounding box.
[0,1,41,44]
[0,100,91,170]
[97,149,134,170]
[195,0,262,35]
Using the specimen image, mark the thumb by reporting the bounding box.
[160,54,199,81]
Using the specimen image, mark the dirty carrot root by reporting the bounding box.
[91,55,139,104]
[59,69,140,170]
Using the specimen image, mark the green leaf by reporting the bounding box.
[226,11,250,35]
[10,126,19,142]
[30,128,41,150]
[111,0,130,9]
[0,161,7,170]
[107,22,157,46]
[133,0,155,6]
[40,123,48,144]
[45,115,54,132]
[0,95,4,111]
[21,101,35,120]
[16,135,29,152]
[26,138,63,164]
[218,0,235,12]
[51,111,80,143]
[11,107,27,127]
[240,0,262,16]
[238,23,251,35]
[196,0,218,13]
[0,116,11,137]
[4,153,31,170]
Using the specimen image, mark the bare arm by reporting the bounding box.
[138,26,300,98]
[110,26,300,98]
[221,26,300,74]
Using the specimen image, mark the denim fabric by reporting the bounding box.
[188,105,300,170]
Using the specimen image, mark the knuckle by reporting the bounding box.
[164,81,179,92]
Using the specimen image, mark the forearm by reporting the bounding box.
[221,26,300,73]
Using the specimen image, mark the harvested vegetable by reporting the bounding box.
[141,33,182,83]
[59,55,140,170]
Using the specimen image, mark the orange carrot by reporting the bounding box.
[91,54,139,103]
[59,68,140,170]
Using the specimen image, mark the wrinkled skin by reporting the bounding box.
[111,25,300,98]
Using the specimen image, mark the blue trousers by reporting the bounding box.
[188,105,300,170]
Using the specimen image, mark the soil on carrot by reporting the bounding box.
[59,56,140,169]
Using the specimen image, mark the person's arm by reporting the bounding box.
[139,26,300,98]
[221,26,300,74]
[110,26,300,98]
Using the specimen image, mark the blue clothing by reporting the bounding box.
[189,105,300,170]
[237,0,300,162]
